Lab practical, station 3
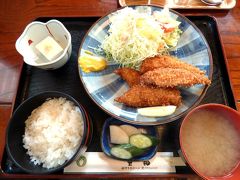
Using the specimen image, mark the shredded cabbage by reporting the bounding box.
[164,28,182,47]
[101,7,181,68]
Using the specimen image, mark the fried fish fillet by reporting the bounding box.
[140,55,205,75]
[140,68,211,88]
[115,85,181,107]
[114,68,140,87]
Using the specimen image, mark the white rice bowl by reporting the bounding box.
[23,97,84,169]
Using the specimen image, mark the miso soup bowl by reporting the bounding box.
[180,104,240,180]
[15,19,72,70]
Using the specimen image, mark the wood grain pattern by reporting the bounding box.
[0,105,12,169]
[1,173,199,179]
[0,0,240,178]
[119,0,236,9]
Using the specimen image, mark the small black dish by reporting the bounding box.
[6,91,90,174]
[101,117,158,161]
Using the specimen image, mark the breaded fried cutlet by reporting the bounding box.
[140,55,205,75]
[140,68,211,88]
[115,85,181,107]
[114,68,141,87]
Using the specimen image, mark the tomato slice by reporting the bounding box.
[161,23,176,33]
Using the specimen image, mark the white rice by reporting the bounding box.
[23,97,84,169]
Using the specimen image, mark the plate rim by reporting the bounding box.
[77,5,213,125]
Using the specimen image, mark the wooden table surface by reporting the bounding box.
[0,0,239,179]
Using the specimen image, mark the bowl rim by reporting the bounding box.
[179,103,240,179]
[6,91,89,174]
[77,5,213,125]
[15,19,72,67]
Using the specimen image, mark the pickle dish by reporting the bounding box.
[101,117,158,161]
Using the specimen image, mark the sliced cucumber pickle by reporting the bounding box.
[110,144,146,159]
[129,134,158,149]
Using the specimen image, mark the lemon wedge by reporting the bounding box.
[137,106,177,117]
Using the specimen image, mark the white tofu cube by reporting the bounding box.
[35,36,63,61]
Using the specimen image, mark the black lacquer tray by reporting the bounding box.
[1,16,236,176]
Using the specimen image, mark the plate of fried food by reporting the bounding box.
[78,5,213,125]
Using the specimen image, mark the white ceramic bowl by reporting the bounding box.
[15,19,72,70]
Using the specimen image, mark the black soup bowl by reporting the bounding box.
[6,91,90,174]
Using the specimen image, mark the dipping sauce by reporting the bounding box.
[181,109,240,177]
